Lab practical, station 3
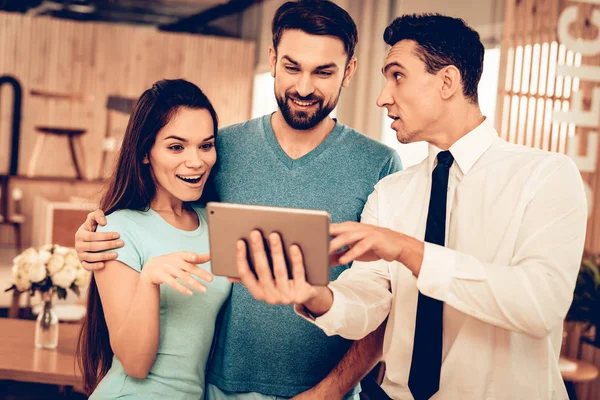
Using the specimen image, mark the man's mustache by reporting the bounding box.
[286,93,323,103]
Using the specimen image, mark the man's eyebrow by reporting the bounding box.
[282,55,299,65]
[315,63,337,70]
[281,56,338,71]
[382,61,406,74]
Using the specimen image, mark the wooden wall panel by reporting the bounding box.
[497,1,600,399]
[572,3,600,256]
[89,23,135,179]
[0,12,255,180]
[497,0,600,251]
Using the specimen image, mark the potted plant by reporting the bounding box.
[566,253,600,348]
[5,244,92,349]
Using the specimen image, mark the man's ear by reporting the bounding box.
[440,65,461,100]
[342,57,358,88]
[268,45,277,78]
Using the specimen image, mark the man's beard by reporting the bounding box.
[275,87,341,130]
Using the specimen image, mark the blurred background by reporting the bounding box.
[0,0,598,399]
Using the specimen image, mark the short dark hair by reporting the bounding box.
[272,0,358,60]
[384,14,484,103]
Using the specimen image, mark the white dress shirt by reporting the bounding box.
[298,119,587,399]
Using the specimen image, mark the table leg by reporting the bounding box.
[27,133,46,177]
[68,135,84,180]
[565,381,577,400]
[58,384,73,398]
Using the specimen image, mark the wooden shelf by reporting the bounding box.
[9,175,106,184]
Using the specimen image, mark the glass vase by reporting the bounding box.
[34,290,59,349]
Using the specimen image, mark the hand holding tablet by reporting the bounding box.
[206,202,331,286]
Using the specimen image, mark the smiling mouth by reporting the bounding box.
[290,98,318,107]
[176,174,203,184]
[389,115,400,121]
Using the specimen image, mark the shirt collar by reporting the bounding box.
[427,117,498,175]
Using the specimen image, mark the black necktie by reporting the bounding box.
[408,150,454,400]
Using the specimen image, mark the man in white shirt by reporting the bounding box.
[234,14,588,400]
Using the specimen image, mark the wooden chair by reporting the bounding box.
[0,76,25,319]
[1,152,25,320]
[0,178,23,252]
[6,186,27,319]
[27,90,94,179]
[100,95,137,175]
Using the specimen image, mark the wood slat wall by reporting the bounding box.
[496,1,600,398]
[0,12,255,180]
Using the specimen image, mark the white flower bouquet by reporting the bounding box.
[5,244,92,299]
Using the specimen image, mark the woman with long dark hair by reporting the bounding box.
[76,79,231,399]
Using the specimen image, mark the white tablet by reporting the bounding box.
[206,202,331,286]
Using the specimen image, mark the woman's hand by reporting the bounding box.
[140,251,213,295]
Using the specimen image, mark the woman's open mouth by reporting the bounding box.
[176,174,203,185]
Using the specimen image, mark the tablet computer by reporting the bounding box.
[206,202,331,286]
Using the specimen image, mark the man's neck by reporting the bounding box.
[271,111,336,160]
[428,105,485,150]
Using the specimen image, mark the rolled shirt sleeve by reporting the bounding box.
[416,156,587,339]
[296,185,394,340]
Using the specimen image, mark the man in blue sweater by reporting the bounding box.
[74,1,402,399]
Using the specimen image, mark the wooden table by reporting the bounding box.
[560,356,599,400]
[0,318,82,387]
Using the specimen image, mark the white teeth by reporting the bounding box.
[177,175,202,182]
[292,99,315,107]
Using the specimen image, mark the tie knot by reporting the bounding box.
[436,150,454,168]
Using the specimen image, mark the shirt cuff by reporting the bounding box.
[416,243,458,302]
[294,285,345,336]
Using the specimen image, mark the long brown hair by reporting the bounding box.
[76,79,219,394]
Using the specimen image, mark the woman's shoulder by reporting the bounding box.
[98,208,151,233]
[107,208,149,222]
